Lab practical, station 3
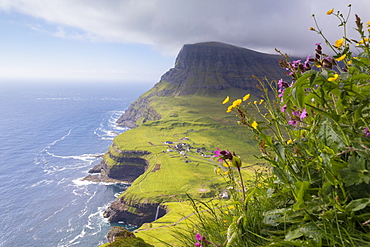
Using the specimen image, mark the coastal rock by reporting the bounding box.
[88,163,103,173]
[103,197,167,226]
[83,149,151,183]
[107,226,135,243]
[105,226,154,246]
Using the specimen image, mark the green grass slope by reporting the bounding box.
[110,90,261,203]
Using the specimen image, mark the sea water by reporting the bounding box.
[0,82,150,247]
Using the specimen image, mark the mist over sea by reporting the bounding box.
[0,82,150,247]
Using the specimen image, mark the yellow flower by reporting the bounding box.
[259,99,264,104]
[226,105,233,113]
[253,101,258,104]
[358,38,370,45]
[223,162,230,168]
[347,60,352,65]
[328,74,339,81]
[215,168,221,174]
[334,38,344,48]
[224,170,230,175]
[227,205,235,210]
[224,211,229,214]
[251,121,258,129]
[287,139,293,145]
[232,99,242,107]
[309,27,315,31]
[242,94,250,101]
[367,21,370,28]
[326,8,334,15]
[222,96,230,104]
[335,54,346,61]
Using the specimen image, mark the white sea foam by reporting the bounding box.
[26,179,54,189]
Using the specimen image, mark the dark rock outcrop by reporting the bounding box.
[116,41,290,128]
[103,197,167,226]
[105,226,154,246]
[83,149,151,183]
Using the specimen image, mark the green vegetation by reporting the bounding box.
[175,7,370,246]
[111,92,261,204]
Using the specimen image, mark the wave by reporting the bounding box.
[46,152,103,161]
[94,110,128,140]
[26,179,54,189]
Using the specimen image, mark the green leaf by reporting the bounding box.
[346,198,370,212]
[293,181,311,211]
[226,220,239,247]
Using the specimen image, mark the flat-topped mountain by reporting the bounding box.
[163,41,288,94]
[116,41,289,128]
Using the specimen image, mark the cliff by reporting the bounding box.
[83,149,150,183]
[116,42,290,128]
[95,41,290,245]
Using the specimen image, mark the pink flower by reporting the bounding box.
[300,109,308,120]
[281,105,287,112]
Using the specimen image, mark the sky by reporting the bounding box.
[0,0,369,85]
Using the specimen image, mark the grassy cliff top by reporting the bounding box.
[108,90,262,204]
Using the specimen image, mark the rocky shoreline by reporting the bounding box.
[82,148,166,227]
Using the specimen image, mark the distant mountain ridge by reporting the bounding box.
[117,41,289,128]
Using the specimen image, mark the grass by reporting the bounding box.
[106,91,263,244]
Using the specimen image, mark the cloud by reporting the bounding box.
[1,0,369,56]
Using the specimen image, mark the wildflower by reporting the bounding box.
[227,205,235,210]
[367,21,370,28]
[222,96,230,104]
[253,101,258,104]
[288,120,298,127]
[226,105,233,113]
[251,121,258,129]
[358,38,370,45]
[334,38,344,48]
[292,110,300,117]
[242,94,250,101]
[259,99,264,104]
[224,170,230,175]
[232,99,242,107]
[281,104,287,112]
[335,54,346,61]
[287,139,293,144]
[326,8,334,15]
[365,128,370,138]
[309,27,315,31]
[328,74,339,81]
[195,234,202,241]
[300,108,308,120]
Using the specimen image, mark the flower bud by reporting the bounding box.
[231,156,242,168]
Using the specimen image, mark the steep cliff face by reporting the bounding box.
[83,149,150,183]
[116,41,289,128]
[103,196,167,226]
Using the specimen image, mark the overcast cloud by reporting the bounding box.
[1,0,369,57]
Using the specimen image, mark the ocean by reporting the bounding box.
[0,82,150,247]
